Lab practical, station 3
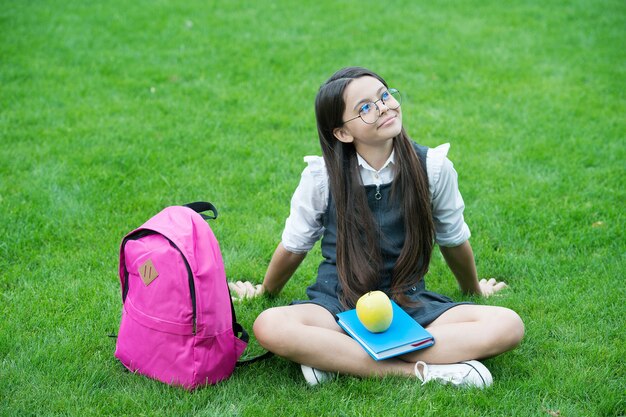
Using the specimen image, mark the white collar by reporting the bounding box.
[356,149,396,172]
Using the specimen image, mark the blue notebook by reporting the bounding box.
[336,300,435,361]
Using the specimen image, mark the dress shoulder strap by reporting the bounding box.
[411,141,429,180]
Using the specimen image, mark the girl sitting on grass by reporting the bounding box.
[230,66,524,388]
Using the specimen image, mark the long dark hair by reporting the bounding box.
[315,67,434,308]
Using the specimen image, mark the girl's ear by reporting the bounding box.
[333,126,354,144]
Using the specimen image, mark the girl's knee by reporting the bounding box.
[498,308,525,350]
[253,307,294,352]
[253,308,280,348]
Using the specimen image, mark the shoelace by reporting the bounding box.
[414,361,468,386]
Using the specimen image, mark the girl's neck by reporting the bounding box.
[354,139,394,171]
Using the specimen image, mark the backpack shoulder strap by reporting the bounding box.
[236,350,274,366]
[229,300,274,366]
[185,201,273,365]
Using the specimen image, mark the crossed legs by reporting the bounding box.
[253,303,524,378]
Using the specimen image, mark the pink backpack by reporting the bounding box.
[114,202,269,389]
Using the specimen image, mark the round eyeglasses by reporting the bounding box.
[343,88,402,125]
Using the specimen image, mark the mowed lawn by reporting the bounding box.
[1,0,624,416]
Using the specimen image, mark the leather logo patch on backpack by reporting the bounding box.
[139,259,159,286]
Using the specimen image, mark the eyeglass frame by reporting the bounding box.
[342,88,402,125]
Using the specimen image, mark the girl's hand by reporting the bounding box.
[228,281,264,302]
[479,278,507,297]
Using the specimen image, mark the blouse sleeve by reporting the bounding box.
[280,156,329,253]
[426,144,471,247]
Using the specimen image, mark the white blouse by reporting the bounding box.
[281,143,471,254]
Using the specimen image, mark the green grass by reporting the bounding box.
[1,0,624,415]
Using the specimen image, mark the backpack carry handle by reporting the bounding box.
[184,202,218,220]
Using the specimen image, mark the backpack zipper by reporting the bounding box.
[170,241,197,335]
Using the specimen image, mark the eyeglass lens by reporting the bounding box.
[360,89,402,124]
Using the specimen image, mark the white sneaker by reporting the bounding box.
[414,360,493,389]
[301,364,334,386]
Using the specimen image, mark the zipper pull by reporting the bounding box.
[374,184,382,200]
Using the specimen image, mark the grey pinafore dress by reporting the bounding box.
[292,143,469,327]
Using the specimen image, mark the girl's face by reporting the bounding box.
[333,76,403,150]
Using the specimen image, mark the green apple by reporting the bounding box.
[356,291,393,333]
